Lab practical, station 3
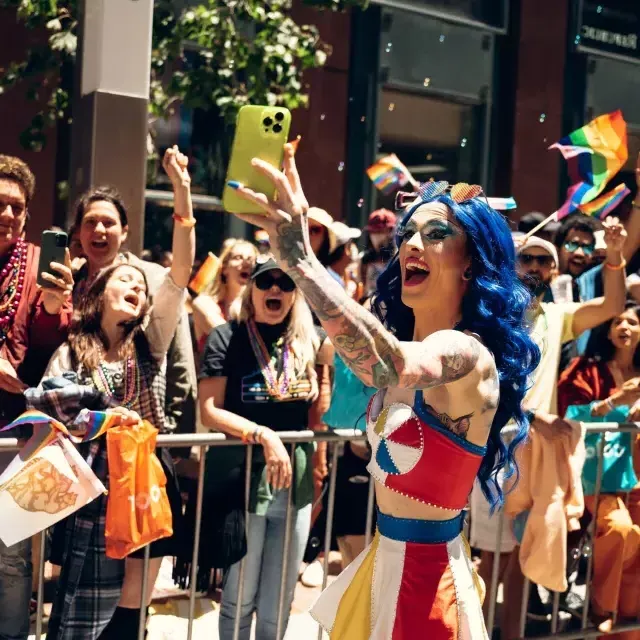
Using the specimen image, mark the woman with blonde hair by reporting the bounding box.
[198,255,332,640]
[192,238,257,350]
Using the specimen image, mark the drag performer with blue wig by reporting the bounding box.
[226,144,540,639]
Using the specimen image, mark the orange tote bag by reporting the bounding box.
[104,421,173,559]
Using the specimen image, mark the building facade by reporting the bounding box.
[0,0,638,253]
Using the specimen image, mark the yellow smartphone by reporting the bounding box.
[222,105,292,215]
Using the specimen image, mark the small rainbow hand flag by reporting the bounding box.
[366,154,416,195]
[550,110,628,221]
[0,409,123,461]
[578,182,631,220]
[189,252,220,295]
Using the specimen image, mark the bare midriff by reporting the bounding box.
[375,481,461,521]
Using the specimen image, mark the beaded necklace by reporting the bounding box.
[247,318,294,399]
[0,239,27,348]
[91,350,141,408]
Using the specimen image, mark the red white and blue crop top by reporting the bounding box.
[366,389,486,510]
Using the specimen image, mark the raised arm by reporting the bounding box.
[164,146,195,289]
[572,217,626,337]
[227,145,483,390]
[144,147,195,360]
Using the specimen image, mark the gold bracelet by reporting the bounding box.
[605,258,627,271]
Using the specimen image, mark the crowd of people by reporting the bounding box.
[0,144,638,640]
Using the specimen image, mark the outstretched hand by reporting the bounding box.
[226,144,312,267]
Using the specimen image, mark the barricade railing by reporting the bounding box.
[484,421,640,640]
[0,422,638,639]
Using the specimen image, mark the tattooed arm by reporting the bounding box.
[288,248,482,389]
[226,145,485,390]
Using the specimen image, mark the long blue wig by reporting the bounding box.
[372,194,541,511]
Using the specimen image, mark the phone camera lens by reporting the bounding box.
[275,112,284,122]
[56,235,67,248]
[273,123,283,133]
[263,117,273,127]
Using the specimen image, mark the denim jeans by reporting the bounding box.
[219,489,312,640]
[0,536,32,640]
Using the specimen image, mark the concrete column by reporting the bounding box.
[69,0,153,254]
[509,0,569,217]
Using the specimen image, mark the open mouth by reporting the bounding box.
[124,293,139,308]
[239,271,250,282]
[265,298,282,311]
[91,239,109,251]
[404,258,430,287]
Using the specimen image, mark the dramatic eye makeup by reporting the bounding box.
[399,218,459,244]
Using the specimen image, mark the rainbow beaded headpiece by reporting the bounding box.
[394,180,484,211]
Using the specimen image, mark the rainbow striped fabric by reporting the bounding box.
[1,409,122,460]
[549,110,628,221]
[188,252,220,295]
[579,182,631,219]
[366,154,414,195]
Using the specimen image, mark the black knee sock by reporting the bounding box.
[99,606,148,639]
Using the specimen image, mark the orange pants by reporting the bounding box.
[585,488,640,640]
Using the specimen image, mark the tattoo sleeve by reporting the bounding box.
[277,222,482,390]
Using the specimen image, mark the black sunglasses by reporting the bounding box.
[519,253,554,267]
[254,271,296,292]
[564,240,595,255]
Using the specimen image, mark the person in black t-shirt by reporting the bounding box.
[199,256,332,640]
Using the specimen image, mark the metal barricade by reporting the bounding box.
[3,421,639,639]
[481,421,640,640]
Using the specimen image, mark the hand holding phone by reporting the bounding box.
[223,105,292,215]
[37,230,74,313]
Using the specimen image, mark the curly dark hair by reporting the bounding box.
[554,213,602,250]
[0,155,35,204]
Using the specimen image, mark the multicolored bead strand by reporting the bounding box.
[247,318,294,399]
[0,239,27,347]
[92,351,141,408]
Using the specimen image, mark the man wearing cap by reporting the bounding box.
[326,221,361,296]
[360,209,396,297]
[472,223,626,636]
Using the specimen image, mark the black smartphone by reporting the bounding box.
[37,230,68,288]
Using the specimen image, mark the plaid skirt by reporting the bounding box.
[47,441,182,640]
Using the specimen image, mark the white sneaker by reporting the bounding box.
[300,559,325,588]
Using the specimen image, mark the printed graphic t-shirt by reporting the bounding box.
[200,320,318,432]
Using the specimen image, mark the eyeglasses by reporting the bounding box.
[309,225,324,236]
[564,241,595,255]
[519,254,554,267]
[254,272,296,292]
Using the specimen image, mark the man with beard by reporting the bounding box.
[471,226,626,637]
[517,226,626,430]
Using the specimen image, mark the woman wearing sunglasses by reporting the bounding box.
[199,255,332,640]
[226,145,540,639]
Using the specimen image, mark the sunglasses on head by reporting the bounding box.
[519,253,554,267]
[564,240,595,255]
[254,271,296,292]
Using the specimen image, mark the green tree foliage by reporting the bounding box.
[0,0,366,151]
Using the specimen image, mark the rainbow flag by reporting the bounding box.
[550,110,628,221]
[188,252,219,295]
[579,182,631,219]
[1,409,123,461]
[366,154,415,195]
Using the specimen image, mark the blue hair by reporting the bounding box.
[372,194,541,511]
